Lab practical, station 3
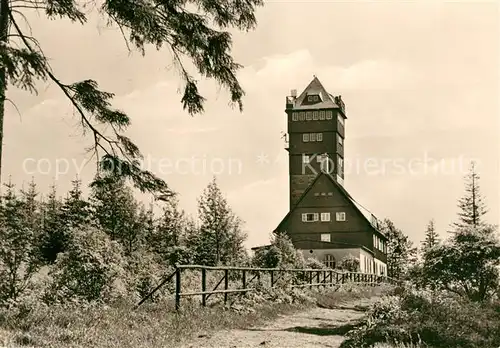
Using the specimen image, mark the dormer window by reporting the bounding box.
[307,95,319,102]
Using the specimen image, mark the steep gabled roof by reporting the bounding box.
[274,172,384,237]
[293,76,342,111]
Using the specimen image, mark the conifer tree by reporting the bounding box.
[90,175,143,255]
[0,0,263,193]
[421,219,440,254]
[381,218,417,280]
[0,180,39,301]
[451,161,488,231]
[61,178,92,230]
[19,177,41,234]
[192,177,246,266]
[39,184,66,264]
[150,196,186,257]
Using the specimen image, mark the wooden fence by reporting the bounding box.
[136,264,396,310]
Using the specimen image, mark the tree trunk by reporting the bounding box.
[0,0,9,186]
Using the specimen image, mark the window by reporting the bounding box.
[314,192,319,196]
[336,212,346,221]
[313,111,319,120]
[336,175,344,186]
[327,192,333,196]
[320,212,331,222]
[292,112,298,121]
[299,112,305,121]
[338,113,345,126]
[302,133,310,142]
[302,213,318,222]
[310,133,316,142]
[337,156,343,174]
[337,134,343,146]
[319,111,325,120]
[326,110,333,119]
[323,254,336,268]
[308,95,319,102]
[316,133,323,141]
[302,155,310,164]
[306,111,312,120]
[320,233,331,242]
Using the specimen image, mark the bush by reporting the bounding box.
[339,254,360,272]
[44,227,127,304]
[341,287,500,348]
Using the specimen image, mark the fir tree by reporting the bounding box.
[150,196,186,257]
[451,161,488,231]
[193,177,246,266]
[61,178,92,230]
[19,177,41,234]
[90,175,143,255]
[39,184,67,264]
[0,0,263,193]
[381,218,417,280]
[0,180,39,301]
[421,219,440,254]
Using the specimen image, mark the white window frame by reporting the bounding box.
[306,111,312,120]
[313,111,319,120]
[320,212,331,222]
[326,110,333,120]
[302,155,310,164]
[310,133,316,142]
[319,110,325,120]
[299,112,305,121]
[302,133,309,142]
[320,233,331,242]
[302,213,318,222]
[317,133,323,141]
[336,212,346,221]
[323,254,335,268]
[292,112,298,121]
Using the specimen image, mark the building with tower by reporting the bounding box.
[257,76,388,275]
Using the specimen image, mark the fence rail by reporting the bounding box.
[136,264,397,310]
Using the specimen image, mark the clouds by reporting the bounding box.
[3,2,498,250]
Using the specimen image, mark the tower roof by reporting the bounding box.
[290,76,346,115]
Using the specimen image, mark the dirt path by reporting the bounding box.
[179,297,377,348]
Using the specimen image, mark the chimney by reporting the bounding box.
[290,89,297,98]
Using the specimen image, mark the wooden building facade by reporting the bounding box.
[272,76,388,275]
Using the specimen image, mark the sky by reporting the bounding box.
[4,1,499,249]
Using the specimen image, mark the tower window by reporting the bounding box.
[308,95,319,102]
[336,212,346,221]
[292,112,298,121]
[310,133,316,142]
[302,155,310,163]
[302,133,310,142]
[326,110,333,120]
[319,111,325,120]
[320,233,331,242]
[337,134,343,146]
[302,213,318,222]
[316,133,323,141]
[320,212,331,222]
[313,111,319,120]
[306,111,312,120]
[299,112,305,121]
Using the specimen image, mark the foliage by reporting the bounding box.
[190,177,247,266]
[380,219,417,280]
[339,254,360,272]
[38,185,67,264]
[252,232,305,269]
[0,181,40,303]
[420,219,440,255]
[1,0,264,197]
[421,225,500,302]
[451,161,488,231]
[341,287,500,348]
[45,227,126,304]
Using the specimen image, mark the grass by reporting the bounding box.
[0,283,390,348]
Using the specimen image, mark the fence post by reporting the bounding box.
[175,267,181,311]
[242,269,246,289]
[316,271,320,285]
[224,269,229,305]
[270,270,274,287]
[201,268,206,307]
[309,271,312,288]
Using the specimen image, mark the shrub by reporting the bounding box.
[44,227,126,304]
[339,254,360,272]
